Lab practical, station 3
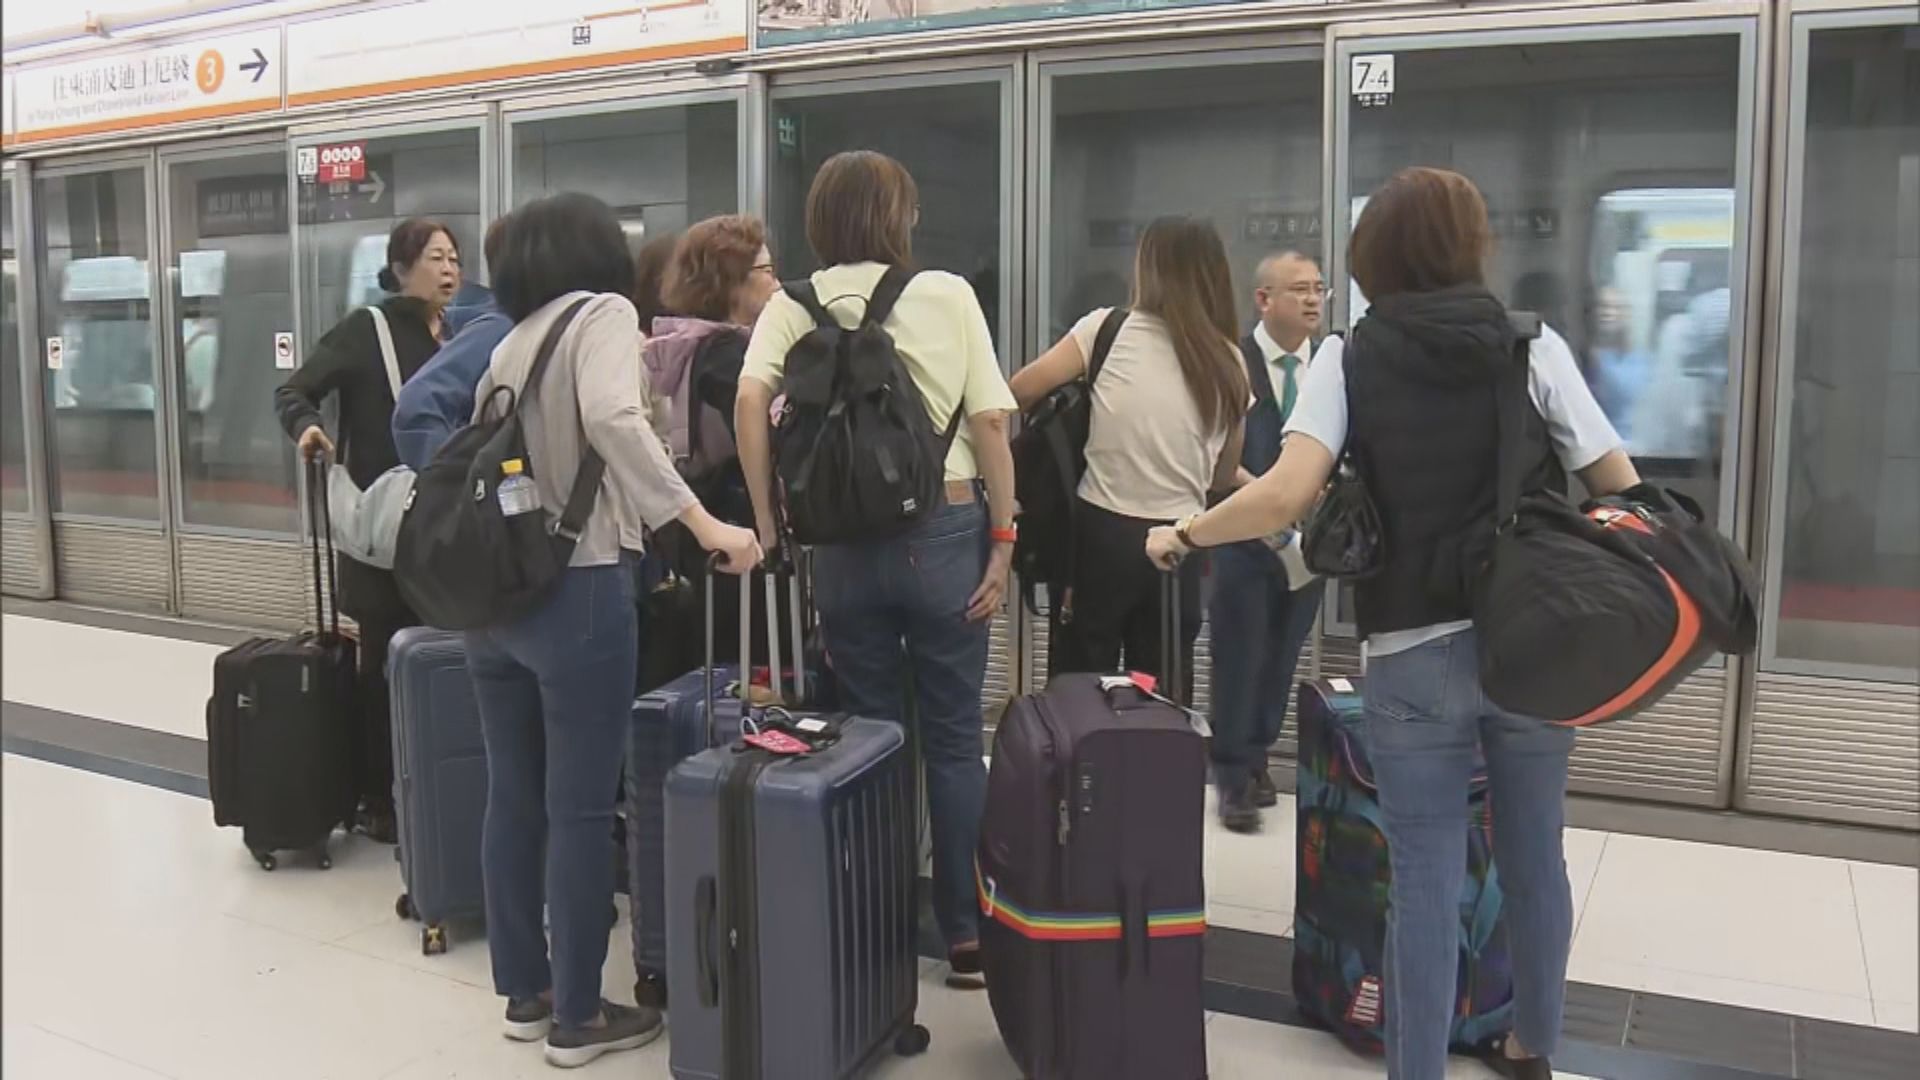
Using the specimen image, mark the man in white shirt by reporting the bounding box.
[1209,251,1326,832]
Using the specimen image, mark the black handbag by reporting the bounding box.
[1300,332,1385,580]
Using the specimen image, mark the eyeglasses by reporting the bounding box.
[1285,283,1330,298]
[752,262,776,276]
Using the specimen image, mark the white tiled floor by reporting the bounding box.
[3,610,1917,1080]
[2,753,1562,1080]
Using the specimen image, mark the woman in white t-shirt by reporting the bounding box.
[1011,216,1248,695]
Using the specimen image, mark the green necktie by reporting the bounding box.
[1279,353,1300,424]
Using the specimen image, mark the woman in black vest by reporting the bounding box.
[275,217,460,841]
[1146,168,1640,1080]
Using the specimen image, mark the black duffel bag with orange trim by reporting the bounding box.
[1472,339,1758,727]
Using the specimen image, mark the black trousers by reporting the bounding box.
[1049,499,1203,705]
[338,557,416,812]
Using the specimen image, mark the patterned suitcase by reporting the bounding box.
[665,715,925,1080]
[1292,677,1514,1052]
[387,627,488,956]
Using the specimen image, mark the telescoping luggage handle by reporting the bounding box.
[701,550,812,747]
[304,457,340,637]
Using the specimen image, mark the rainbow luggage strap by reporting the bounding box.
[975,862,1207,941]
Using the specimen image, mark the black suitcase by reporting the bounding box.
[977,572,1208,1080]
[206,461,358,871]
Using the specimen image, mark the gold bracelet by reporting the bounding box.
[1174,514,1201,550]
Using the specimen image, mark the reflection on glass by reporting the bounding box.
[36,168,159,520]
[3,176,25,513]
[771,81,1002,345]
[297,128,482,346]
[1771,25,1920,673]
[513,102,739,249]
[1345,34,1742,525]
[170,152,299,534]
[1047,60,1321,343]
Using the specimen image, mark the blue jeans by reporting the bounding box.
[1364,632,1575,1079]
[1206,542,1321,789]
[812,496,990,950]
[466,562,637,1029]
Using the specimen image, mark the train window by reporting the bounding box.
[3,175,24,514]
[295,126,483,356]
[1044,56,1322,344]
[35,167,160,521]
[512,101,739,246]
[1768,24,1919,675]
[167,151,299,535]
[770,78,1004,349]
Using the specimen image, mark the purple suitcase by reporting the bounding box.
[978,574,1208,1080]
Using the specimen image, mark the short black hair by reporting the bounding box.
[493,193,634,321]
[377,218,456,292]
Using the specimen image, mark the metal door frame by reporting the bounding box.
[1748,0,1920,685]
[501,81,753,216]
[155,134,302,548]
[4,160,57,598]
[766,58,1024,360]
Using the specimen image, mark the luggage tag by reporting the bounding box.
[742,729,812,755]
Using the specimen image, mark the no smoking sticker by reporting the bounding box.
[275,332,295,370]
[45,337,64,371]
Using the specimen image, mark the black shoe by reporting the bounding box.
[1250,768,1279,809]
[545,1001,663,1069]
[1218,785,1261,834]
[946,944,985,991]
[503,996,554,1042]
[356,804,398,845]
[1480,1037,1553,1080]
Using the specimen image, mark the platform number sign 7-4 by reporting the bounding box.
[1351,54,1396,109]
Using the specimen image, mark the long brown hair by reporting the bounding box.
[1132,217,1248,435]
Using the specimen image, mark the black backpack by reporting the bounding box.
[1010,307,1127,601]
[393,297,596,630]
[772,266,961,545]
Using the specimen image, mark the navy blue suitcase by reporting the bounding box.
[387,627,488,956]
[626,563,810,1008]
[665,716,926,1080]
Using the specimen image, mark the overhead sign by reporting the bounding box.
[285,2,748,109]
[756,0,1328,47]
[2,73,15,148]
[9,30,282,145]
[309,142,367,183]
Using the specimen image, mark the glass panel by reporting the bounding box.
[1046,59,1322,343]
[512,101,739,246]
[297,126,482,345]
[1334,32,1745,631]
[36,167,159,521]
[771,80,1003,348]
[169,151,299,534]
[1771,24,1920,674]
[3,175,26,513]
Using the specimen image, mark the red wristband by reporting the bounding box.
[989,526,1018,545]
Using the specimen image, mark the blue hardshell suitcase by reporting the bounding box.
[626,662,741,1007]
[387,627,488,956]
[665,716,926,1080]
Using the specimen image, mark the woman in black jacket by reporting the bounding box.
[274,217,462,840]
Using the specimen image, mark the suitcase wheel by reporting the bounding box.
[252,850,277,872]
[893,1024,930,1057]
[396,893,416,921]
[315,852,332,871]
[422,924,448,956]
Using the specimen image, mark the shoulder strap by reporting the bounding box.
[518,297,599,542]
[1088,306,1127,384]
[368,306,402,400]
[863,265,920,328]
[782,279,837,330]
[1492,310,1544,529]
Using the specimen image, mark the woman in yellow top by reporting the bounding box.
[734,151,1017,988]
